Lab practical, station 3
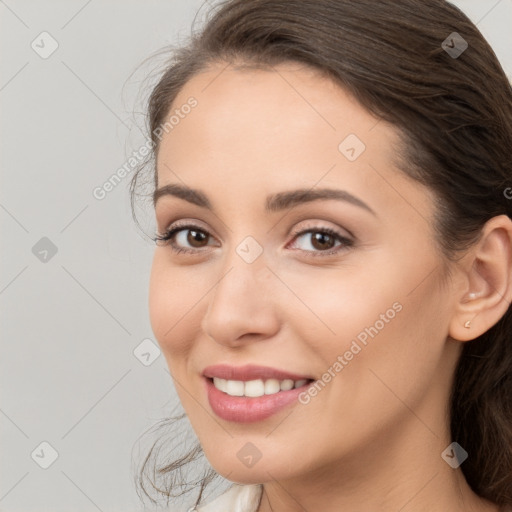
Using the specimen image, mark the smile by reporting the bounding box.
[202,364,315,422]
[212,377,310,397]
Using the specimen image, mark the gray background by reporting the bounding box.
[1,1,511,511]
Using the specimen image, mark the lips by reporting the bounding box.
[202,364,314,381]
[202,364,316,422]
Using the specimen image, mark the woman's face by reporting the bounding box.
[149,62,462,484]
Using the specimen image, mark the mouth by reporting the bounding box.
[202,364,316,423]
[202,363,314,382]
[207,376,314,397]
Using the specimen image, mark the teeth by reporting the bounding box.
[264,378,280,395]
[213,377,310,397]
[245,379,265,397]
[213,378,227,393]
[225,379,244,396]
[280,379,294,391]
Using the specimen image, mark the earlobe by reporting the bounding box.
[448,215,512,342]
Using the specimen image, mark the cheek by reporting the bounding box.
[148,252,202,359]
[277,264,401,357]
[280,254,451,385]
[328,275,451,413]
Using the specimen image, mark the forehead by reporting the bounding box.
[154,62,433,223]
[159,63,394,167]
[166,62,388,141]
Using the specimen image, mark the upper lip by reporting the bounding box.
[202,364,314,382]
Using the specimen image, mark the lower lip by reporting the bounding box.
[205,377,312,423]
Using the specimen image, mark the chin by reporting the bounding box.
[204,446,298,485]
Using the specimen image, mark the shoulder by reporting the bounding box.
[188,483,263,512]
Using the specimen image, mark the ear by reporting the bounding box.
[449,214,512,342]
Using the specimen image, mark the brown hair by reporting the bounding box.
[130,0,512,508]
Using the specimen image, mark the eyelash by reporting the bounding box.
[153,222,354,257]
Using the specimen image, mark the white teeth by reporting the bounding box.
[280,379,294,391]
[213,377,310,397]
[244,379,265,397]
[213,377,227,392]
[225,379,244,396]
[264,379,280,395]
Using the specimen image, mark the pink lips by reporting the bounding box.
[202,364,313,381]
[202,364,314,423]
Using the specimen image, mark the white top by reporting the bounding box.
[188,484,263,512]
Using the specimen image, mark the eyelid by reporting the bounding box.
[153,221,219,252]
[286,224,353,257]
[154,219,354,258]
[288,219,352,239]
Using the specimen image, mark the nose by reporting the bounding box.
[201,258,281,348]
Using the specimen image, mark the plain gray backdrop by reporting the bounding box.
[1,1,511,511]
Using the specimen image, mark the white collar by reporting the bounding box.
[190,483,263,512]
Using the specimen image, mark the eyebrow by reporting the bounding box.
[153,183,376,216]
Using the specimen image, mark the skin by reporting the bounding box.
[149,61,512,512]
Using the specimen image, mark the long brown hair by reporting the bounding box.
[130,0,512,508]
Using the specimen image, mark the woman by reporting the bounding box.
[130,0,512,510]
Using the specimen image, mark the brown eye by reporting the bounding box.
[153,224,217,254]
[310,232,337,251]
[288,226,354,257]
[187,229,209,247]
